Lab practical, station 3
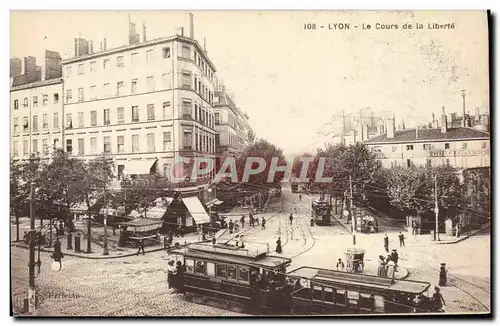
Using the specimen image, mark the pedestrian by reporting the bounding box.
[261,218,266,230]
[255,217,259,226]
[290,225,295,240]
[439,263,447,286]
[299,194,302,201]
[384,234,389,253]
[386,259,395,281]
[234,221,240,232]
[240,235,245,248]
[432,287,446,312]
[137,237,146,255]
[240,215,245,228]
[163,234,168,250]
[377,255,387,277]
[275,237,283,253]
[289,213,294,225]
[229,220,234,234]
[336,258,345,271]
[391,249,399,271]
[212,234,217,245]
[399,232,405,247]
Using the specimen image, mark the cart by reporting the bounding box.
[345,248,365,273]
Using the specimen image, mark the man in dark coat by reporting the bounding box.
[261,218,266,230]
[289,214,294,225]
[398,232,406,247]
[240,215,246,228]
[275,237,283,253]
[391,249,399,271]
[228,220,234,234]
[137,237,146,255]
[384,234,389,253]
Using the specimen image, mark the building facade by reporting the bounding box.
[214,88,241,161]
[10,78,64,160]
[61,34,218,182]
[364,115,490,170]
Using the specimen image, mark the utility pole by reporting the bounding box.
[341,109,346,146]
[434,174,440,241]
[349,175,356,246]
[28,182,36,313]
[461,89,466,127]
[103,189,109,256]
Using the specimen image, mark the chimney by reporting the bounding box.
[44,50,62,80]
[461,90,467,127]
[89,41,94,54]
[100,42,103,52]
[10,58,22,77]
[74,38,79,57]
[387,115,395,139]
[475,107,481,121]
[189,12,194,39]
[175,27,184,36]
[441,106,448,134]
[203,37,207,53]
[401,119,406,130]
[103,38,107,51]
[416,126,419,139]
[24,56,37,83]
[128,16,140,45]
[363,124,369,140]
[143,21,147,42]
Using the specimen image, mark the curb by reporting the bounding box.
[433,225,490,245]
[394,266,409,280]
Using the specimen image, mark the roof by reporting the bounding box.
[121,218,162,227]
[364,127,490,144]
[10,77,63,91]
[61,35,217,71]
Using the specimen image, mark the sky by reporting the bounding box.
[10,10,490,155]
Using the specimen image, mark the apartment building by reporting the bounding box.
[213,87,241,165]
[364,110,490,170]
[61,33,218,182]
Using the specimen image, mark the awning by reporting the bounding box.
[182,196,211,225]
[70,203,89,213]
[144,207,167,220]
[206,199,224,207]
[123,159,157,175]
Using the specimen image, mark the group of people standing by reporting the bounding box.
[377,250,399,280]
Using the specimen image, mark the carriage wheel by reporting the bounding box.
[357,264,363,273]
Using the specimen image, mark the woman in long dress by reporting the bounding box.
[275,237,283,253]
[386,259,396,281]
[377,255,387,277]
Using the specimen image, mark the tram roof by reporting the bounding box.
[170,243,291,269]
[288,267,430,295]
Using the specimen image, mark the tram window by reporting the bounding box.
[227,266,237,280]
[206,262,215,277]
[312,285,323,301]
[194,261,205,274]
[335,289,346,305]
[185,259,194,273]
[374,295,385,312]
[347,290,360,306]
[216,264,227,278]
[238,267,250,283]
[359,293,375,310]
[324,287,334,303]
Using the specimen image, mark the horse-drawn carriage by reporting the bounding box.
[345,248,365,273]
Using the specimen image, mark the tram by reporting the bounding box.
[312,199,332,225]
[167,244,437,315]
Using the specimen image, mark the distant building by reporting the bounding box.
[10,58,22,77]
[364,110,490,169]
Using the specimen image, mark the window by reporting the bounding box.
[78,88,84,102]
[132,134,139,152]
[104,109,110,125]
[117,56,124,67]
[215,134,220,146]
[182,71,192,88]
[406,159,412,168]
[445,143,450,149]
[90,85,96,100]
[14,99,18,110]
[66,139,72,153]
[23,140,28,155]
[103,83,110,98]
[13,118,18,133]
[33,96,38,107]
[143,104,154,121]
[195,261,205,275]
[103,59,110,70]
[445,158,450,166]
[162,73,172,89]
[23,98,28,108]
[162,47,171,58]
[163,132,171,151]
[90,61,96,72]
[162,102,171,119]
[117,81,124,96]
[462,142,468,149]
[13,141,18,156]
[90,111,97,126]
[103,136,111,153]
[53,138,59,149]
[406,145,414,151]
[65,66,72,77]
[215,112,220,124]
[146,76,154,92]
[147,133,155,152]
[215,264,226,278]
[482,142,487,149]
[206,262,215,277]
[185,259,194,274]
[423,144,432,150]
[66,89,72,103]
[324,287,334,303]
[32,115,38,132]
[182,99,192,118]
[182,45,191,59]
[132,106,139,122]
[66,113,73,128]
[53,93,59,103]
[117,107,124,124]
[183,131,192,149]
[146,50,154,62]
[78,138,84,155]
[227,266,237,280]
[78,112,84,128]
[117,135,125,153]
[42,114,48,129]
[426,159,432,167]
[78,64,84,75]
[90,137,97,154]
[335,289,346,305]
[131,79,138,94]
[53,113,59,129]
[238,267,249,283]
[131,53,138,65]
[313,285,323,301]
[32,139,38,153]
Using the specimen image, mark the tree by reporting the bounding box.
[236,139,287,185]
[247,129,256,144]
[291,152,314,178]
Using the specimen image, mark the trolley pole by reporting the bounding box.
[349,175,356,246]
[434,174,440,241]
[28,182,36,314]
